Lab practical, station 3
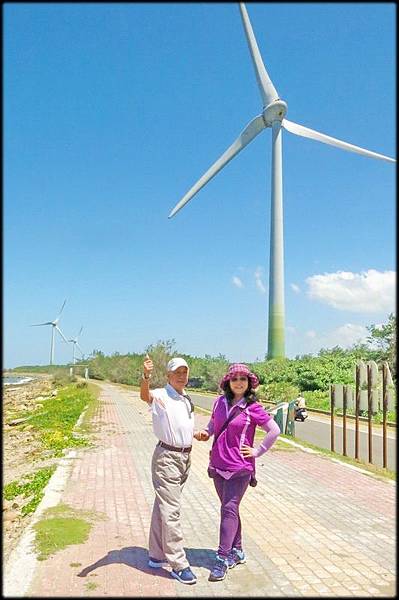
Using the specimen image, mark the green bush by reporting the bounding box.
[258,382,299,404]
[302,390,330,411]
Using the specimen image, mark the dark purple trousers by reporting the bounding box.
[213,472,251,559]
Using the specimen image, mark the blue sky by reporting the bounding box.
[4,3,396,368]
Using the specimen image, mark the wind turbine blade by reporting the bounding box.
[76,343,84,355]
[31,322,52,326]
[282,119,396,163]
[239,3,279,107]
[78,326,83,337]
[168,114,266,218]
[56,326,69,343]
[55,298,67,322]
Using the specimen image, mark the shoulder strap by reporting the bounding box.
[212,405,245,447]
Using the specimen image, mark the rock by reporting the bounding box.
[8,417,29,426]
[51,389,58,397]
[3,510,19,522]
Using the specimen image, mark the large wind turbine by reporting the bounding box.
[31,299,69,365]
[168,3,396,360]
[68,326,84,364]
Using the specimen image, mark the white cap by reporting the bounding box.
[167,357,189,372]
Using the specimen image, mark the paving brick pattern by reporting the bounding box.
[27,382,396,597]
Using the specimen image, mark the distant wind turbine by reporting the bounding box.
[68,326,84,364]
[31,299,68,365]
[168,3,396,360]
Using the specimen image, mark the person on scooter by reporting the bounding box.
[294,394,308,421]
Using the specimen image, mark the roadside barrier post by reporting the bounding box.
[382,362,388,469]
[330,384,335,452]
[285,400,296,436]
[355,364,360,459]
[274,407,283,434]
[342,385,347,456]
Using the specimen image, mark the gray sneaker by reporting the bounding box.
[171,566,197,584]
[208,556,229,581]
[227,548,246,569]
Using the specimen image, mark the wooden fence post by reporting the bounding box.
[330,384,335,452]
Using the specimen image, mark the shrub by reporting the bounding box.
[258,382,299,404]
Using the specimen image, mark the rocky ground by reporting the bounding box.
[3,375,61,563]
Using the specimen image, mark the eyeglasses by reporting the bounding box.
[230,376,248,382]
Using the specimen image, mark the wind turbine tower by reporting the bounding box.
[168,3,395,359]
[31,299,69,365]
[68,326,84,365]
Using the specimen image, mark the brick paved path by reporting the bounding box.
[26,382,395,597]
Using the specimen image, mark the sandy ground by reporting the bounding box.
[3,375,60,563]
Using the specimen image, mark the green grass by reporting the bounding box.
[194,404,395,481]
[4,467,56,516]
[33,503,105,561]
[19,383,97,457]
[4,382,99,519]
[74,382,101,437]
[85,582,99,590]
[276,434,396,481]
[34,516,91,561]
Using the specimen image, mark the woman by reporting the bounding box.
[194,363,280,582]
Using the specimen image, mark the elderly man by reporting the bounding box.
[140,355,197,585]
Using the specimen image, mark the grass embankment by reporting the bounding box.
[278,434,396,481]
[193,405,395,481]
[4,381,100,517]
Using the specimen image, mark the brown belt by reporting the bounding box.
[158,441,192,453]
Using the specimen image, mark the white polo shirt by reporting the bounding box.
[150,383,194,447]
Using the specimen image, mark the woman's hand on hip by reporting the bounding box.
[240,444,256,458]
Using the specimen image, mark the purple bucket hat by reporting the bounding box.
[220,363,259,390]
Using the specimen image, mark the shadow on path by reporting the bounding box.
[77,546,216,579]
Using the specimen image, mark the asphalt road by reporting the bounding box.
[190,391,396,472]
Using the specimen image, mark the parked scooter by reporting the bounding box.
[294,395,308,421]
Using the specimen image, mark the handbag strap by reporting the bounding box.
[212,404,245,448]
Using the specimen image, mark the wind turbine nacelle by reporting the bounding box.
[262,100,287,126]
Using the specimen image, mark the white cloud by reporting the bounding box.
[306,269,396,313]
[232,276,243,288]
[254,267,266,294]
[328,323,369,347]
[291,283,300,294]
[299,323,369,354]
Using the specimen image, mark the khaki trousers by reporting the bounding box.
[149,444,191,571]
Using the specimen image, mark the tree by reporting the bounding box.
[144,339,178,389]
[367,313,396,377]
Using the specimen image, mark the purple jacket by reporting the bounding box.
[208,395,272,474]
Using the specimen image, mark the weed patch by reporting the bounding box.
[4,466,56,516]
[85,582,98,590]
[33,503,106,561]
[22,384,97,457]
